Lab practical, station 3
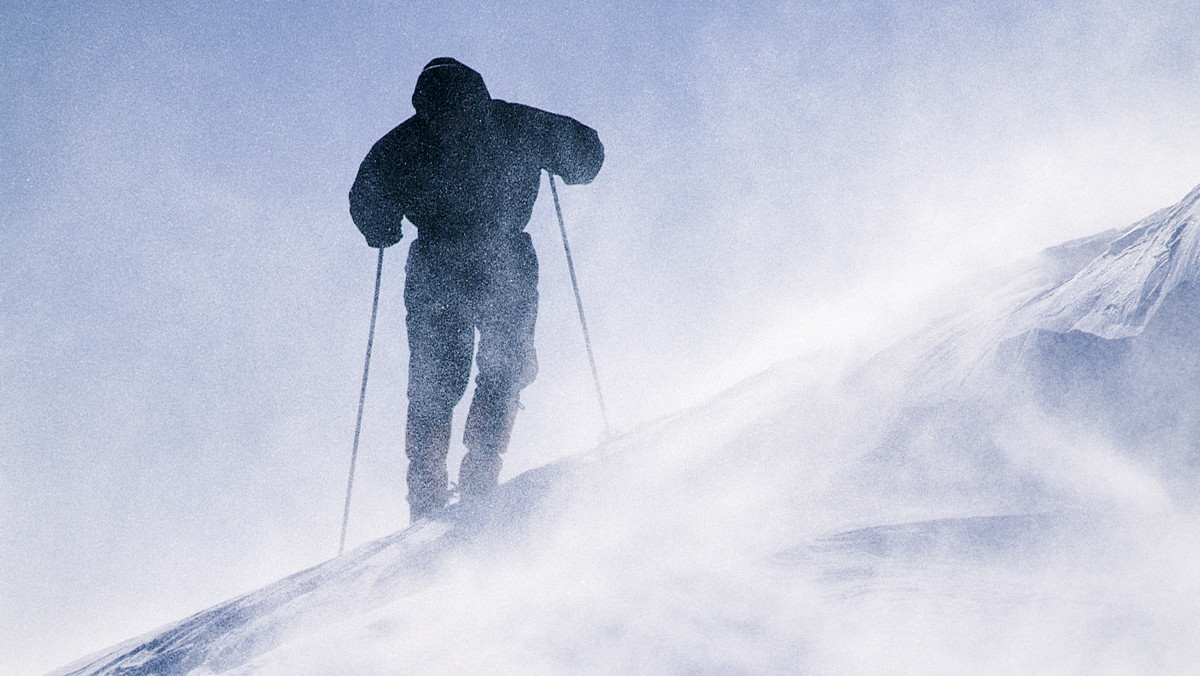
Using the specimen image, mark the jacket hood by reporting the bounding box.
[411,58,490,117]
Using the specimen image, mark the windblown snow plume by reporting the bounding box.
[54,185,1200,675]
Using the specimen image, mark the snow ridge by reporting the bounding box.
[1010,183,1200,340]
[873,182,1200,399]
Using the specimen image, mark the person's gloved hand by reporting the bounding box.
[365,222,402,249]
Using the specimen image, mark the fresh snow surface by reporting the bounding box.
[52,186,1200,676]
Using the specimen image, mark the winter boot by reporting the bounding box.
[460,392,520,499]
[406,417,452,522]
[458,447,503,498]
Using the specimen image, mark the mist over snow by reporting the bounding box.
[50,185,1200,673]
[7,1,1200,674]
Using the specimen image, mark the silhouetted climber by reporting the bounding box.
[349,58,604,522]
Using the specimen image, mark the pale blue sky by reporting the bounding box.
[5,1,1200,672]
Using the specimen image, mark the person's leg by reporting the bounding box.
[461,234,540,497]
[404,241,474,521]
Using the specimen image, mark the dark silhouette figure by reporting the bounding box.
[349,58,604,521]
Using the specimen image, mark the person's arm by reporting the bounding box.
[505,102,604,185]
[348,128,409,248]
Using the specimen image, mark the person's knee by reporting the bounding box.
[408,372,471,416]
[475,346,537,394]
[407,394,451,422]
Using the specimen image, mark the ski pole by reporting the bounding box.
[339,246,384,556]
[547,172,613,437]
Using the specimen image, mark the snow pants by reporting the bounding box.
[403,233,539,520]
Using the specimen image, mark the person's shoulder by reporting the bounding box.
[377,115,420,141]
[490,99,519,113]
[489,99,550,123]
[368,115,417,149]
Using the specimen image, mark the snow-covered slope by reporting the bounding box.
[865,183,1200,404]
[52,185,1200,675]
[1014,185,1200,340]
[51,462,580,676]
[52,359,840,675]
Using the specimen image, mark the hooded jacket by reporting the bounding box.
[349,58,604,247]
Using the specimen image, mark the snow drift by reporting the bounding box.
[53,185,1200,675]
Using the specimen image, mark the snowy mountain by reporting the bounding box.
[51,185,1200,675]
[1015,185,1200,340]
[838,185,1200,532]
[875,182,1200,402]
